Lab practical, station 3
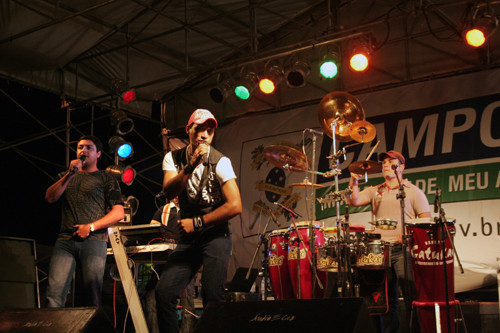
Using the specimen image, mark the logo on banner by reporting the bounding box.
[248,141,306,231]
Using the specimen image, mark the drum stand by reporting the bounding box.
[428,187,466,333]
[329,120,354,297]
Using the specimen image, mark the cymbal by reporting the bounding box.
[348,160,381,174]
[350,120,376,143]
[289,179,325,188]
[318,91,365,142]
[263,145,310,172]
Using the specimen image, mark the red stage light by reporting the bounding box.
[122,90,135,103]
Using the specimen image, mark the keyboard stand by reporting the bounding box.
[108,226,149,333]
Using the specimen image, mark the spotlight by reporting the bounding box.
[111,79,135,103]
[210,79,233,103]
[108,136,134,160]
[106,164,136,186]
[319,50,340,79]
[258,61,284,94]
[463,4,498,48]
[234,71,259,100]
[110,110,134,135]
[349,38,372,72]
[122,90,136,103]
[286,54,310,88]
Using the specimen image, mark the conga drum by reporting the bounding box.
[287,221,326,299]
[268,228,295,300]
[406,218,456,333]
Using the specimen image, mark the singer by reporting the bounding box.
[156,109,242,333]
[347,150,430,332]
[45,135,124,307]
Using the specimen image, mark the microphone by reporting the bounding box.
[391,164,398,170]
[307,128,324,136]
[69,155,86,174]
[199,141,209,165]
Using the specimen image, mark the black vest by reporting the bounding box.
[171,146,229,237]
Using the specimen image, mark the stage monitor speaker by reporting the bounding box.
[0,307,116,333]
[0,237,38,311]
[193,297,376,333]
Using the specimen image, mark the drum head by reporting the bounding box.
[290,221,322,229]
[269,228,289,236]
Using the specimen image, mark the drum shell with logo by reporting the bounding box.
[287,222,327,299]
[268,228,295,300]
[357,240,391,270]
[406,220,455,302]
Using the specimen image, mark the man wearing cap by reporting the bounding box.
[347,150,430,332]
[156,109,242,333]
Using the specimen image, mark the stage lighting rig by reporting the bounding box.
[348,37,373,72]
[106,164,136,186]
[210,78,233,103]
[258,61,284,94]
[463,2,498,48]
[108,136,134,160]
[234,70,259,100]
[285,53,310,88]
[319,49,340,79]
[110,110,134,136]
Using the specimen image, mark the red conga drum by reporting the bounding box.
[406,218,456,333]
[287,221,326,299]
[268,228,295,300]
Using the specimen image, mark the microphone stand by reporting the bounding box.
[434,187,464,333]
[394,167,413,317]
[246,214,275,300]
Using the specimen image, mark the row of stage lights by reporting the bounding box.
[210,43,371,103]
[210,2,497,103]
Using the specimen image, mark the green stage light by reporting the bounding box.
[234,72,259,100]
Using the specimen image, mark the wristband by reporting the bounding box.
[192,215,205,231]
[89,223,95,232]
[183,163,195,174]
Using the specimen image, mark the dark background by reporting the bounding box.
[0,77,169,246]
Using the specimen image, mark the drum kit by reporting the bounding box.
[255,91,393,301]
[254,91,463,330]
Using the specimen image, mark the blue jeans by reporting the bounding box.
[155,232,232,333]
[46,238,107,307]
[382,246,415,333]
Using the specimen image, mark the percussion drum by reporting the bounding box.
[268,228,295,300]
[357,240,390,270]
[406,218,456,301]
[369,218,397,230]
[287,221,326,299]
[406,218,456,333]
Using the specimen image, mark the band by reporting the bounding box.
[89,223,95,232]
[192,215,205,231]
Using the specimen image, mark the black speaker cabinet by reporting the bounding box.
[0,307,116,332]
[193,297,376,333]
[0,237,38,311]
